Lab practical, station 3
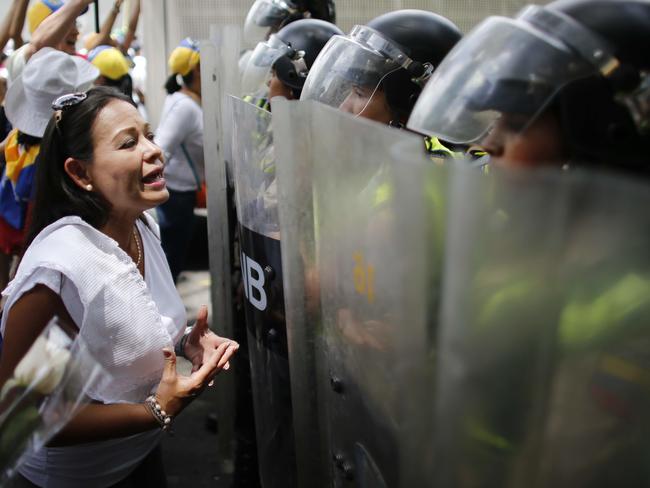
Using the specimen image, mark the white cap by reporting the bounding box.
[5,48,99,137]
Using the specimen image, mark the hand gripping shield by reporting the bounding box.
[229,95,296,488]
[273,98,449,486]
[434,166,650,487]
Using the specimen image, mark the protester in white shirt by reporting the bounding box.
[155,38,203,283]
[6,0,93,84]
[0,87,238,487]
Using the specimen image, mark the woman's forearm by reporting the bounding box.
[122,0,140,52]
[50,402,160,446]
[88,0,122,50]
[9,0,29,46]
[31,0,93,53]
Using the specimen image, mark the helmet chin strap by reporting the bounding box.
[354,66,401,119]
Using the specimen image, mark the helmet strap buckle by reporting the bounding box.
[411,62,434,86]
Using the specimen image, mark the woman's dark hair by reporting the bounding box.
[25,86,136,249]
[164,70,194,94]
[16,131,42,149]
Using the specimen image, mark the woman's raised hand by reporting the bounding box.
[154,342,233,417]
[184,305,239,374]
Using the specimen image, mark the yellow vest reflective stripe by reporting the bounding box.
[424,136,460,160]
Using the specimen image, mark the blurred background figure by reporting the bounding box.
[82,0,140,55]
[155,37,203,283]
[243,0,336,47]
[240,0,336,83]
[0,0,29,54]
[5,0,93,83]
[0,47,98,292]
[87,43,133,98]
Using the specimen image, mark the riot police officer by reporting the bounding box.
[243,0,336,47]
[242,18,343,103]
[300,9,462,157]
[407,2,650,486]
[408,0,650,175]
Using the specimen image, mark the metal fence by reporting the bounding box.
[142,0,547,128]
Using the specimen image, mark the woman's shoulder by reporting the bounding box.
[23,217,126,277]
[29,216,105,251]
[166,91,194,107]
[165,92,201,114]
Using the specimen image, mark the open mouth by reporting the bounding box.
[142,167,164,185]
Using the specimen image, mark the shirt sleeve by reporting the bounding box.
[0,267,84,336]
[154,97,195,160]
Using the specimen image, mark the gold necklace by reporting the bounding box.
[133,227,142,268]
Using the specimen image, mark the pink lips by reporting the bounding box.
[144,177,167,190]
[142,166,166,190]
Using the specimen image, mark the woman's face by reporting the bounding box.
[191,63,202,96]
[480,110,567,169]
[339,84,393,125]
[58,23,79,55]
[86,100,168,216]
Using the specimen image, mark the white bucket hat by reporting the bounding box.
[5,47,99,137]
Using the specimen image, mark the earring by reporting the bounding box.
[85,184,93,191]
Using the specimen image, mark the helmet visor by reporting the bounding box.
[244,0,295,46]
[408,9,615,144]
[241,34,294,94]
[300,27,409,116]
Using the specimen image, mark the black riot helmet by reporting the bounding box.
[244,0,336,46]
[242,18,342,97]
[549,0,650,174]
[273,19,343,96]
[293,0,336,23]
[300,9,462,122]
[408,0,650,175]
[367,10,462,121]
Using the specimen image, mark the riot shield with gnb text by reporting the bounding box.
[434,167,650,488]
[274,99,449,487]
[229,95,296,488]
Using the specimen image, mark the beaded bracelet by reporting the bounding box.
[144,395,173,431]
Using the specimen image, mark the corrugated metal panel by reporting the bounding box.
[144,0,549,125]
[165,0,547,40]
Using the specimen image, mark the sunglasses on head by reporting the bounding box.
[52,92,87,111]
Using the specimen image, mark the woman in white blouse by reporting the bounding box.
[0,87,238,487]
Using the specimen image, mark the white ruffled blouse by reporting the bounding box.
[0,214,187,487]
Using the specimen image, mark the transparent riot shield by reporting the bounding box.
[229,95,296,488]
[274,99,449,487]
[434,166,650,488]
[201,25,243,472]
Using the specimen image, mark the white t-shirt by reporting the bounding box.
[1,214,186,487]
[155,91,204,192]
